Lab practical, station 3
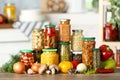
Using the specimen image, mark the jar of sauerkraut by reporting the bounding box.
[41,49,59,66]
[71,29,83,52]
[82,37,95,69]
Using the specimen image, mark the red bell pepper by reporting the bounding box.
[99,45,114,61]
[96,68,114,73]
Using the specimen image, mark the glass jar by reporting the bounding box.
[116,46,120,67]
[41,49,59,66]
[33,50,42,63]
[58,42,71,62]
[82,37,95,69]
[103,23,118,41]
[44,24,56,48]
[20,49,34,68]
[32,29,44,50]
[72,51,82,63]
[4,3,16,23]
[71,29,83,52]
[93,48,101,70]
[59,19,71,42]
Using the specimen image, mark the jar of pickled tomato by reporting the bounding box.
[20,49,34,68]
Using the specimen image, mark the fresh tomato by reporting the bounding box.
[71,60,79,69]
[96,68,114,73]
[0,14,5,24]
[99,45,114,61]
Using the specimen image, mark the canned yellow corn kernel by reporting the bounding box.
[41,49,59,66]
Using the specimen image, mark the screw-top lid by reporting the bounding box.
[82,37,95,41]
[45,24,55,28]
[58,42,70,45]
[93,48,100,50]
[42,48,57,52]
[20,49,33,53]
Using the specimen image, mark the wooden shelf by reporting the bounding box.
[0,24,13,29]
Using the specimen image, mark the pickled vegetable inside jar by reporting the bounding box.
[4,3,16,23]
[58,42,71,62]
[82,37,95,69]
[59,19,71,42]
[72,51,82,63]
[32,29,44,50]
[20,49,34,68]
[44,24,56,48]
[71,29,83,52]
[93,48,101,70]
[33,50,42,63]
[41,49,59,66]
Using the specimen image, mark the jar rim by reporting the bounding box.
[93,48,100,50]
[58,42,70,45]
[45,24,55,28]
[20,49,33,53]
[42,48,57,52]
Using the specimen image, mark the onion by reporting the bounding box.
[13,62,25,74]
[31,62,40,73]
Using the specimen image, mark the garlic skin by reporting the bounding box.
[38,64,47,75]
[27,68,35,75]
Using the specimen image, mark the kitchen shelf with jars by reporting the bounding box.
[99,0,120,47]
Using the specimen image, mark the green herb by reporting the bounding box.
[0,54,20,73]
[85,69,96,75]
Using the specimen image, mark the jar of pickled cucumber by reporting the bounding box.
[58,42,71,62]
[41,49,59,66]
[93,48,101,70]
[71,29,83,52]
[20,49,34,68]
[44,24,56,48]
[4,3,16,23]
[82,37,95,69]
[32,29,44,50]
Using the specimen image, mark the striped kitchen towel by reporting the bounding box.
[13,21,50,38]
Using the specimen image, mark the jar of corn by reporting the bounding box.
[41,49,59,66]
